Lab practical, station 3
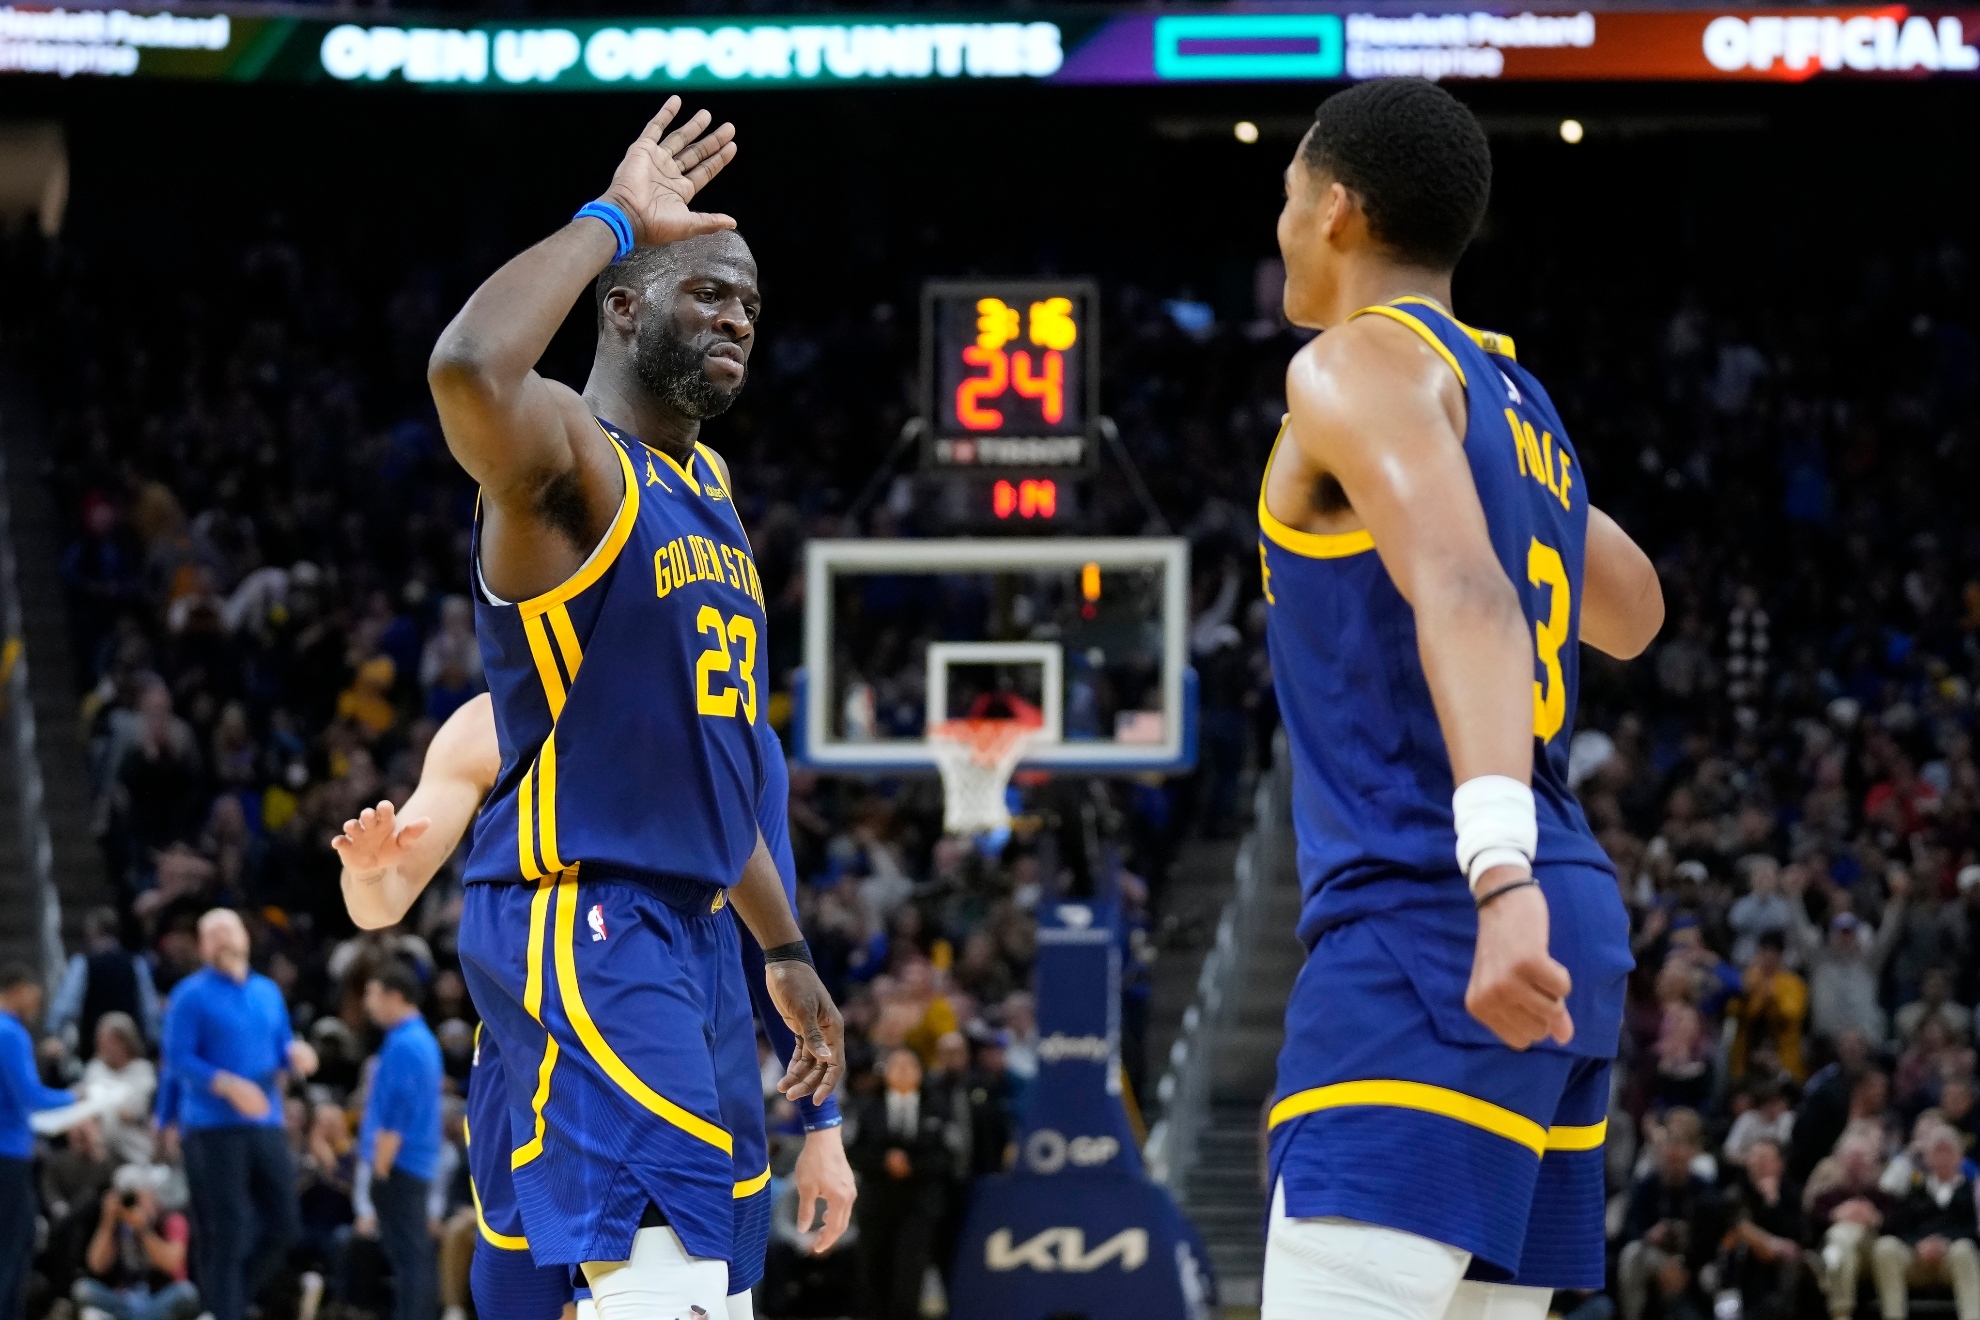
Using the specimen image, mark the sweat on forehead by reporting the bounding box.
[602,230,754,296]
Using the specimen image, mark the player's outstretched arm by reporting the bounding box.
[725,833,847,1102]
[1286,319,1572,1051]
[427,98,736,597]
[335,693,501,929]
[1580,506,1664,660]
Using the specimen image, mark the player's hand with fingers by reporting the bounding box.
[766,961,846,1102]
[793,1124,856,1255]
[331,799,431,881]
[597,95,739,249]
[1465,872,1574,1051]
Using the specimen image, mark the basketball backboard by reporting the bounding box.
[794,537,1195,774]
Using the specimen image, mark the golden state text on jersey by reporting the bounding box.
[465,420,768,891]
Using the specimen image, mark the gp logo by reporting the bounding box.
[1022,1128,1120,1174]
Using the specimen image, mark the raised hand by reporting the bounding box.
[1465,875,1575,1050]
[597,96,738,249]
[331,799,431,881]
[766,961,846,1103]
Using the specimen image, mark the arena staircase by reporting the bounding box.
[0,367,106,980]
[1146,735,1302,1311]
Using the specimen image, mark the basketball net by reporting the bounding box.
[929,716,1042,836]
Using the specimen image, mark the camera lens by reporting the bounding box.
[119,1191,137,1209]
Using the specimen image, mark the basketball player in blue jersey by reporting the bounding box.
[1257,79,1666,1320]
[333,697,857,1320]
[424,99,844,1319]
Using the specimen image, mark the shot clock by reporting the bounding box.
[920,278,1100,475]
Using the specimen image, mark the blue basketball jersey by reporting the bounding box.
[1259,297,1616,951]
[466,420,768,890]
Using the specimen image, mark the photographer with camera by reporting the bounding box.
[71,1167,196,1320]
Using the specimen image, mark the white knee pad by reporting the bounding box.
[725,1290,754,1320]
[1262,1180,1472,1320]
[582,1226,730,1320]
[1440,1280,1554,1320]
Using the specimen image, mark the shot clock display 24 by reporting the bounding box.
[921,278,1100,472]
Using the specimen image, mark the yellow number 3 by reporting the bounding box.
[1528,538,1569,743]
[695,606,758,724]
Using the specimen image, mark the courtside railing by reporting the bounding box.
[0,420,63,987]
[1145,728,1287,1191]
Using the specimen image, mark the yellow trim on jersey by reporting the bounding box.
[547,606,584,685]
[470,1178,531,1251]
[512,877,560,1168]
[551,874,735,1155]
[1390,296,1518,361]
[534,736,566,874]
[733,1165,772,1199]
[694,442,729,498]
[523,614,566,720]
[1349,304,1468,387]
[1267,1079,1547,1157]
[1256,420,1377,560]
[1545,1119,1609,1152]
[649,445,703,495]
[515,430,642,617]
[517,763,538,880]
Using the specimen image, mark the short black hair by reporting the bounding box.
[1302,78,1492,271]
[0,962,36,994]
[366,960,424,1009]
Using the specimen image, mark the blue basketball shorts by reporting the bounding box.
[465,1024,576,1320]
[715,913,772,1293]
[1267,898,1621,1289]
[459,869,750,1269]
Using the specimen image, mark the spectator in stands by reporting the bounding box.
[355,962,440,1320]
[850,1048,952,1320]
[47,909,161,1054]
[80,1013,157,1166]
[1873,1123,1980,1320]
[1812,1132,1894,1320]
[2,963,78,1320]
[1728,855,1799,968]
[1732,930,1809,1081]
[1897,966,1973,1046]
[1717,1136,1808,1320]
[72,1168,196,1320]
[163,910,315,1320]
[1805,912,1900,1048]
[1617,1112,1715,1320]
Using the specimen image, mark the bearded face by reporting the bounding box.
[632,312,745,420]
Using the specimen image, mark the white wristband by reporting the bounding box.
[1453,775,1536,891]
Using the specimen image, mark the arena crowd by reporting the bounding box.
[0,194,1976,1320]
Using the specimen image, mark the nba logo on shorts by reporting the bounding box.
[587,904,607,942]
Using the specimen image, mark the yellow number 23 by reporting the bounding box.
[695,607,758,724]
[1527,537,1570,743]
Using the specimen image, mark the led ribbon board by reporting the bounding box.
[3,4,1978,86]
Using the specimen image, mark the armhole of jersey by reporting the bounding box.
[472,429,641,616]
[1256,417,1377,560]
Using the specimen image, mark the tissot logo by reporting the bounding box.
[985,1227,1149,1273]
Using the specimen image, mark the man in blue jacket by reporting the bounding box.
[359,961,443,1320]
[2,962,77,1320]
[161,910,318,1320]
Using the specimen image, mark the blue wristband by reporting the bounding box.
[574,200,635,263]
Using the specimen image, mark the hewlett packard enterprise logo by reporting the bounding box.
[1153,15,1344,80]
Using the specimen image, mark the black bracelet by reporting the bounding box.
[764,940,813,967]
[1474,877,1540,910]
